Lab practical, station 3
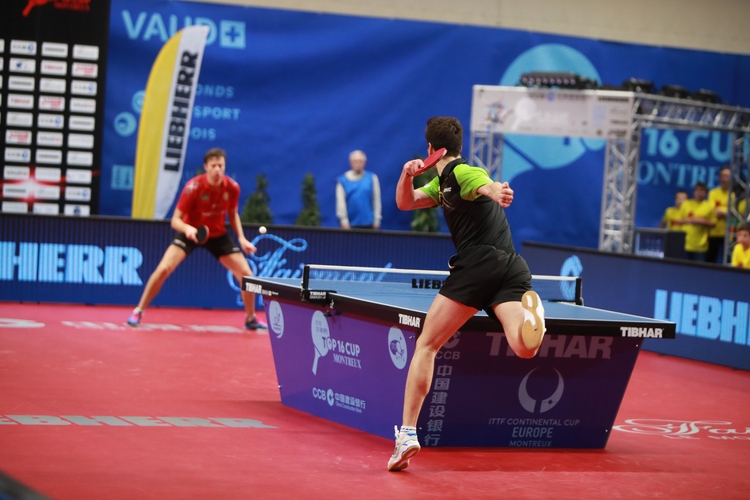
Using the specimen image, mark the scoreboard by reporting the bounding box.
[1,0,111,216]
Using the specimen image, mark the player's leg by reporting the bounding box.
[218,252,266,330]
[403,294,477,425]
[491,294,545,359]
[128,245,188,326]
[488,253,545,358]
[388,294,477,472]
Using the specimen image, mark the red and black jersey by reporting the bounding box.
[175,174,240,237]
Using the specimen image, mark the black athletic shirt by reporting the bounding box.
[419,158,515,254]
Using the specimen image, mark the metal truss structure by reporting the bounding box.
[469,130,504,179]
[471,89,750,256]
[629,94,750,257]
[598,126,641,252]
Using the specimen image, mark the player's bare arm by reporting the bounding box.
[478,181,514,208]
[171,208,198,242]
[230,210,256,254]
[396,160,438,211]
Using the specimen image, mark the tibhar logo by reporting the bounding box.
[518,368,564,414]
[388,327,407,370]
[244,282,262,294]
[488,333,612,359]
[268,300,284,339]
[398,313,420,328]
[621,326,663,338]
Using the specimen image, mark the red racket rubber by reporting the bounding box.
[413,148,447,176]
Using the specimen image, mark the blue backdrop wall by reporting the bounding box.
[100,0,750,248]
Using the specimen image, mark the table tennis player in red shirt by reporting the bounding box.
[127,148,266,331]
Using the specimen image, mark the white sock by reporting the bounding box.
[400,426,417,434]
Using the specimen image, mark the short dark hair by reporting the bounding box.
[425,117,462,157]
[694,182,708,191]
[676,189,688,196]
[204,148,226,164]
[738,222,750,234]
[719,165,731,173]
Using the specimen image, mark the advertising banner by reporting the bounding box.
[268,299,414,438]
[417,331,640,448]
[635,129,734,228]
[522,241,750,371]
[470,86,634,140]
[262,284,642,448]
[0,213,454,308]
[100,0,750,249]
[132,25,209,219]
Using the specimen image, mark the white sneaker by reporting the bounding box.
[521,290,546,350]
[387,426,421,471]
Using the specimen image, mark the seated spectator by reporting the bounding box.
[731,223,750,268]
[676,182,716,262]
[659,190,688,230]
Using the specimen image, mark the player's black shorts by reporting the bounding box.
[171,232,241,259]
[439,245,531,317]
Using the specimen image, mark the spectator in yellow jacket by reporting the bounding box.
[659,190,688,230]
[676,183,716,262]
[731,223,750,268]
[707,166,730,263]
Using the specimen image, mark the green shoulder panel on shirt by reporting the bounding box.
[454,164,493,200]
[418,176,441,203]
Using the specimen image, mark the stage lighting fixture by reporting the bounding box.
[660,84,691,99]
[597,84,625,91]
[519,72,597,89]
[691,89,721,104]
[621,78,654,93]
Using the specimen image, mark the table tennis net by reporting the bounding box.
[302,264,582,304]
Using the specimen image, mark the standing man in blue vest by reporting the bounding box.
[336,150,382,229]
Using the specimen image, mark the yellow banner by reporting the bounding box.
[132,25,209,219]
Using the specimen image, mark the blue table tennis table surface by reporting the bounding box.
[246,276,676,338]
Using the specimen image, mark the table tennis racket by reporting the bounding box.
[196,225,209,245]
[412,148,447,176]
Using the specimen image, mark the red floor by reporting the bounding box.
[1,303,749,499]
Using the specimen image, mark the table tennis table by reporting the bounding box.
[243,265,675,449]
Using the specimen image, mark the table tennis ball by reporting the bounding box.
[259,226,267,234]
